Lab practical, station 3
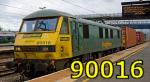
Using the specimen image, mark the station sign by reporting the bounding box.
[122,1,150,18]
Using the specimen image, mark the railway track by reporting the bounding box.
[0,50,15,77]
[0,60,15,77]
[0,46,14,54]
[0,68,16,77]
[0,51,29,82]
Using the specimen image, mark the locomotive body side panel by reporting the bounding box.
[70,18,122,57]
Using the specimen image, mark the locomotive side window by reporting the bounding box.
[99,28,103,38]
[74,22,77,33]
[60,18,69,34]
[117,30,120,38]
[83,24,89,38]
[71,21,76,33]
[105,28,109,38]
[110,29,113,38]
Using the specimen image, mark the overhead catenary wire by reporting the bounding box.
[0,0,98,30]
[45,0,81,15]
[12,0,39,10]
[62,0,97,14]
[0,3,33,12]
[0,2,35,21]
[13,0,82,15]
[0,0,97,16]
[0,3,28,31]
[0,10,26,17]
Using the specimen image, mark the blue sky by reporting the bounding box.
[0,0,142,31]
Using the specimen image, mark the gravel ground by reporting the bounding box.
[0,73,30,82]
[0,73,21,82]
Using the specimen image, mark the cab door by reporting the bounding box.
[70,19,79,56]
[58,17,72,58]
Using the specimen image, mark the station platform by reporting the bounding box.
[28,42,150,82]
[76,44,150,82]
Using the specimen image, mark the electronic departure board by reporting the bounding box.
[122,1,150,18]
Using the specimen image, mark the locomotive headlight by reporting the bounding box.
[41,46,55,52]
[42,47,49,51]
[15,47,21,51]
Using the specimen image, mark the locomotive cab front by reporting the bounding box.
[13,10,73,77]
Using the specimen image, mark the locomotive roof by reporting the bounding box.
[24,9,120,30]
[24,9,74,19]
[76,18,121,30]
